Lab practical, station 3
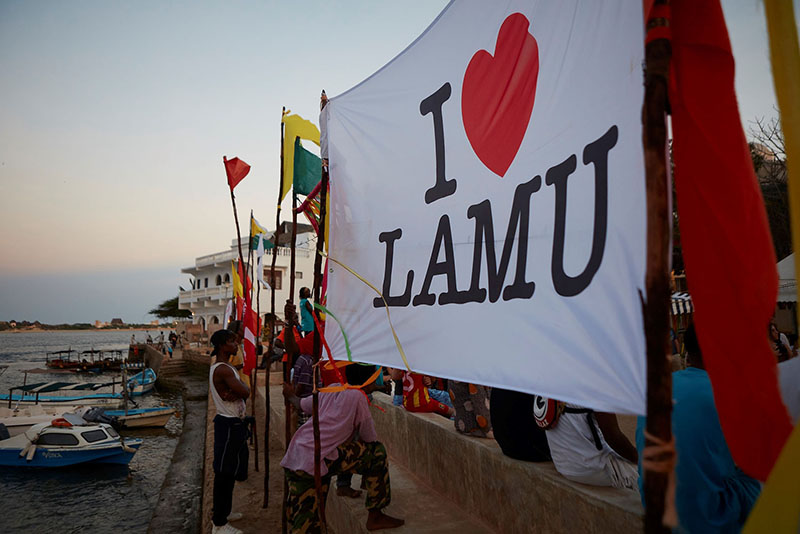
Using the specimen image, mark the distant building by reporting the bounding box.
[178,223,315,333]
[110,318,124,326]
[94,320,108,328]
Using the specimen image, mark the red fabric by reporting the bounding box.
[402,372,450,416]
[669,0,792,481]
[224,156,251,190]
[243,306,257,376]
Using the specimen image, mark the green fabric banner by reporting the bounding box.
[293,137,321,196]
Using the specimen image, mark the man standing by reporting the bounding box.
[209,329,251,534]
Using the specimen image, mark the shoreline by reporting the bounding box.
[1,327,173,333]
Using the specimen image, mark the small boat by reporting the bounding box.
[0,415,142,467]
[127,368,156,397]
[45,349,80,370]
[1,381,124,409]
[105,406,176,429]
[0,405,84,437]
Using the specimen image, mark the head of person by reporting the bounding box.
[683,323,704,369]
[300,287,311,299]
[210,329,238,361]
[769,322,780,342]
[345,364,380,394]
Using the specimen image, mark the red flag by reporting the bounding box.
[243,306,257,376]
[669,0,792,480]
[223,156,251,190]
[235,260,252,319]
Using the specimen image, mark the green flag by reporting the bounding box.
[293,137,321,196]
[250,234,275,251]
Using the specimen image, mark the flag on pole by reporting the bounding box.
[669,0,792,481]
[293,138,322,196]
[255,233,271,289]
[242,305,258,376]
[281,113,320,202]
[231,261,243,299]
[249,215,275,251]
[223,156,251,190]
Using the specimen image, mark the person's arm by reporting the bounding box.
[595,412,638,464]
[282,382,303,412]
[215,364,250,400]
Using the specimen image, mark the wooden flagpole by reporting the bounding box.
[275,108,290,528]
[311,90,329,532]
[642,2,673,533]
[249,241,260,473]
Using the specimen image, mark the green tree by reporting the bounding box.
[149,296,191,319]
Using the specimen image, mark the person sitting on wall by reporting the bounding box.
[546,400,639,488]
[399,371,454,417]
[636,323,761,533]
[490,388,551,461]
[281,363,405,533]
[449,381,493,438]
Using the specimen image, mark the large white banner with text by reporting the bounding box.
[324,0,646,414]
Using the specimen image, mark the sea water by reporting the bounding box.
[0,331,184,533]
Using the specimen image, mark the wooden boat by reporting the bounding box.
[1,381,124,409]
[105,406,176,428]
[127,368,156,397]
[0,416,141,467]
[45,349,80,370]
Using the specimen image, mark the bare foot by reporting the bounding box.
[336,486,363,498]
[366,510,405,531]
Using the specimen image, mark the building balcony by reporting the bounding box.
[178,285,233,308]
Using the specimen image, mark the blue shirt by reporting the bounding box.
[636,368,761,533]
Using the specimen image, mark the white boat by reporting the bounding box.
[0,415,142,467]
[105,407,176,428]
[0,405,83,437]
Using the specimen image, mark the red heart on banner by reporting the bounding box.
[462,13,539,177]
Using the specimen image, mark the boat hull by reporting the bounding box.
[0,438,142,467]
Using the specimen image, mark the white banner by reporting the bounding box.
[324,0,646,414]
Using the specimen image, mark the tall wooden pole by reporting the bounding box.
[311,90,329,532]
[642,2,673,533]
[274,108,288,524]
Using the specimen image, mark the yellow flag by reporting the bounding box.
[281,113,320,203]
[764,0,800,302]
[231,261,243,299]
[250,215,268,237]
[743,422,800,533]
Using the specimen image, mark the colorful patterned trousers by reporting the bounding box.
[285,440,391,534]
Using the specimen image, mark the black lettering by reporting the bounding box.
[412,215,472,305]
[372,229,415,308]
[546,125,616,297]
[420,83,457,204]
[465,176,541,303]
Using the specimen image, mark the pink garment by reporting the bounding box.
[280,387,378,476]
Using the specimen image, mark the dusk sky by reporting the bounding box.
[0,0,796,323]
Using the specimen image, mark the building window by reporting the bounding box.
[215,275,222,286]
[224,273,230,283]
[204,278,208,288]
[294,271,303,279]
[265,269,283,290]
[212,316,220,324]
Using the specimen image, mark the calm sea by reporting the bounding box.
[0,331,184,534]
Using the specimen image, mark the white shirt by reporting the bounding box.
[546,404,614,480]
[209,362,246,418]
[779,357,800,423]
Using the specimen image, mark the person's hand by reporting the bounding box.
[220,387,239,402]
[282,382,296,400]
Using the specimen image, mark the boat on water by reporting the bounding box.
[75,349,126,374]
[127,368,156,397]
[0,415,141,467]
[0,405,84,437]
[0,404,176,436]
[1,381,124,409]
[98,406,175,429]
[45,349,80,370]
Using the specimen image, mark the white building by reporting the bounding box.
[178,223,316,332]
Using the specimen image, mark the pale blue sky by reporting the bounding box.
[0,0,796,323]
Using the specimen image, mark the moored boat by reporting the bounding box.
[2,381,124,409]
[105,406,176,428]
[45,349,80,370]
[0,405,84,437]
[0,416,142,467]
[127,368,156,397]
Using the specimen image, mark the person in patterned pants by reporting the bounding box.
[281,363,404,533]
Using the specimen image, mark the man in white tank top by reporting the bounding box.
[209,329,251,534]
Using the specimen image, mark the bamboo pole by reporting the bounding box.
[275,108,289,530]
[311,90,329,532]
[642,2,673,533]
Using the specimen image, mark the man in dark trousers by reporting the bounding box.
[209,328,251,534]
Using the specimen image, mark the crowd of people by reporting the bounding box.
[206,287,800,533]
